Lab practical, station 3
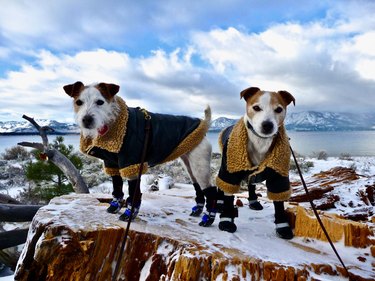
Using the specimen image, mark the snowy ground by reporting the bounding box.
[1,156,375,280]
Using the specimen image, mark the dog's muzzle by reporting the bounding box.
[261,120,274,135]
[82,115,94,129]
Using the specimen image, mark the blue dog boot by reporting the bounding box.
[190,203,204,217]
[198,186,218,227]
[199,210,216,227]
[119,199,141,222]
[107,198,123,214]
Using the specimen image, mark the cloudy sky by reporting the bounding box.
[0,0,375,122]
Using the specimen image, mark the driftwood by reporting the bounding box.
[0,229,29,250]
[17,115,89,194]
[0,204,42,222]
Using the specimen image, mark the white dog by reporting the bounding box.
[63,81,218,226]
[216,87,295,239]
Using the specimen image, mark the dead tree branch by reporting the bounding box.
[17,115,89,194]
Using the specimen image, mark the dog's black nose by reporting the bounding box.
[261,121,274,135]
[82,115,94,128]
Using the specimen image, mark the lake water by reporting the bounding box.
[1,131,375,157]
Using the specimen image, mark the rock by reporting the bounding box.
[15,193,374,281]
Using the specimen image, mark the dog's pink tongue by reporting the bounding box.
[98,125,109,136]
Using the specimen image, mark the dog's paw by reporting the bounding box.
[249,200,263,211]
[218,220,237,233]
[198,212,216,227]
[275,222,294,240]
[190,204,204,217]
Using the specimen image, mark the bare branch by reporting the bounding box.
[18,115,90,194]
[22,115,54,147]
[45,149,89,193]
[17,141,44,151]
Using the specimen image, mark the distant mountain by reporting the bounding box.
[209,117,237,132]
[285,111,375,131]
[0,119,79,135]
[1,111,375,135]
[208,111,375,132]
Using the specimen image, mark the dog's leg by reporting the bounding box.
[218,194,238,233]
[119,179,142,222]
[180,155,205,216]
[248,180,263,211]
[184,138,218,226]
[107,175,124,214]
[273,201,293,239]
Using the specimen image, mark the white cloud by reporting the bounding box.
[1,0,375,122]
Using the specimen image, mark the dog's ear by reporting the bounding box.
[63,81,84,98]
[240,87,260,101]
[278,90,295,106]
[97,83,120,99]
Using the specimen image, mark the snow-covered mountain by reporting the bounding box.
[209,111,375,132]
[1,111,375,134]
[285,111,375,131]
[209,117,237,132]
[0,120,79,135]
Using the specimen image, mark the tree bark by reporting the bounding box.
[0,228,28,250]
[0,204,42,222]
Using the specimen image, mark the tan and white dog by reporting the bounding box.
[63,81,218,226]
[216,87,295,239]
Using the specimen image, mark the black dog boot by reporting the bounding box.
[199,186,218,227]
[274,201,293,240]
[248,183,263,211]
[190,182,205,217]
[218,195,238,233]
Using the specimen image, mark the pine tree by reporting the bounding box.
[24,136,83,203]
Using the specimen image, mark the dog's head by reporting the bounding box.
[240,87,295,138]
[63,81,120,138]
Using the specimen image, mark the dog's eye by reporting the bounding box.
[253,105,262,112]
[75,100,83,106]
[275,107,283,113]
[96,100,105,106]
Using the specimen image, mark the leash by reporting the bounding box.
[112,109,151,281]
[290,146,352,280]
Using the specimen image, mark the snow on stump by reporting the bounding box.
[15,190,374,281]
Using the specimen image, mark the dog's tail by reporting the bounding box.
[204,105,212,123]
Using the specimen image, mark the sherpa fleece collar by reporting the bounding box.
[225,117,291,177]
[80,96,128,154]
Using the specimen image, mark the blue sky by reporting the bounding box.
[0,0,375,122]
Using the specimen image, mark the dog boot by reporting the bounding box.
[218,195,238,233]
[107,198,124,214]
[119,198,141,222]
[248,183,263,210]
[274,201,294,240]
[199,186,218,227]
[249,200,263,211]
[190,183,205,217]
